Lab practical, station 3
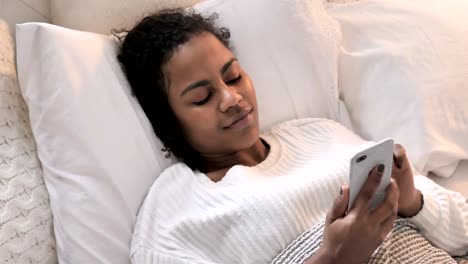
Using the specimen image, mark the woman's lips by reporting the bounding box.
[224,109,253,130]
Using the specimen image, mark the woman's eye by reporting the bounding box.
[226,75,242,85]
[193,92,212,106]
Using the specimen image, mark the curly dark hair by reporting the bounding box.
[116,9,231,171]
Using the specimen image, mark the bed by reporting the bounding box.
[1,0,467,263]
[430,161,468,197]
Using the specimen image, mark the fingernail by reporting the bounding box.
[339,187,343,196]
[378,164,385,173]
[394,155,402,169]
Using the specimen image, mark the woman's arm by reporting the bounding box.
[306,164,400,264]
[391,144,468,256]
[409,175,468,256]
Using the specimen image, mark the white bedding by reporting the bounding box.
[429,160,468,197]
[2,0,468,262]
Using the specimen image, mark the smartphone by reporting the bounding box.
[348,138,394,210]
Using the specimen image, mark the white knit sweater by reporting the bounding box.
[130,119,468,263]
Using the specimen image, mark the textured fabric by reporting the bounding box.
[328,0,468,178]
[0,20,57,263]
[131,118,468,263]
[272,218,468,264]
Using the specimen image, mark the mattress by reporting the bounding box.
[429,160,468,197]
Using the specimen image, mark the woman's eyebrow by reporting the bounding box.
[220,57,237,75]
[180,80,210,97]
[180,57,238,97]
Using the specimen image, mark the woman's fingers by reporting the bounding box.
[371,179,399,223]
[322,178,397,264]
[379,212,397,242]
[326,185,350,224]
[353,164,385,212]
[393,144,408,169]
[380,194,398,236]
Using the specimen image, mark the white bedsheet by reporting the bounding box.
[429,160,468,197]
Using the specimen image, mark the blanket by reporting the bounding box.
[272,218,468,264]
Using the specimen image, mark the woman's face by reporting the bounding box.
[164,32,260,156]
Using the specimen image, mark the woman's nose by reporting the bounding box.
[219,84,242,112]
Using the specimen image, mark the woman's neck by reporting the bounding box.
[201,138,270,182]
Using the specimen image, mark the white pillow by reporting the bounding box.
[16,23,174,264]
[328,0,468,177]
[16,0,348,262]
[50,0,207,34]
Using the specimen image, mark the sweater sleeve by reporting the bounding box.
[409,175,468,256]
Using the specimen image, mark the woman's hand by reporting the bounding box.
[391,144,423,217]
[306,165,399,264]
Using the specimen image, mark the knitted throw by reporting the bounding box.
[0,20,57,263]
[272,218,468,264]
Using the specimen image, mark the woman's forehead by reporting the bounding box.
[166,33,232,72]
[164,33,234,87]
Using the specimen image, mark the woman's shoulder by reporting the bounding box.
[153,162,196,187]
[134,162,199,223]
[139,162,198,205]
[131,162,201,256]
[160,161,194,175]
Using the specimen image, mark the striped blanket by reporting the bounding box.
[272,218,468,264]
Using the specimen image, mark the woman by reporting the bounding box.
[117,9,468,264]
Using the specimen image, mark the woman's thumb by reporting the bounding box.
[326,185,349,224]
